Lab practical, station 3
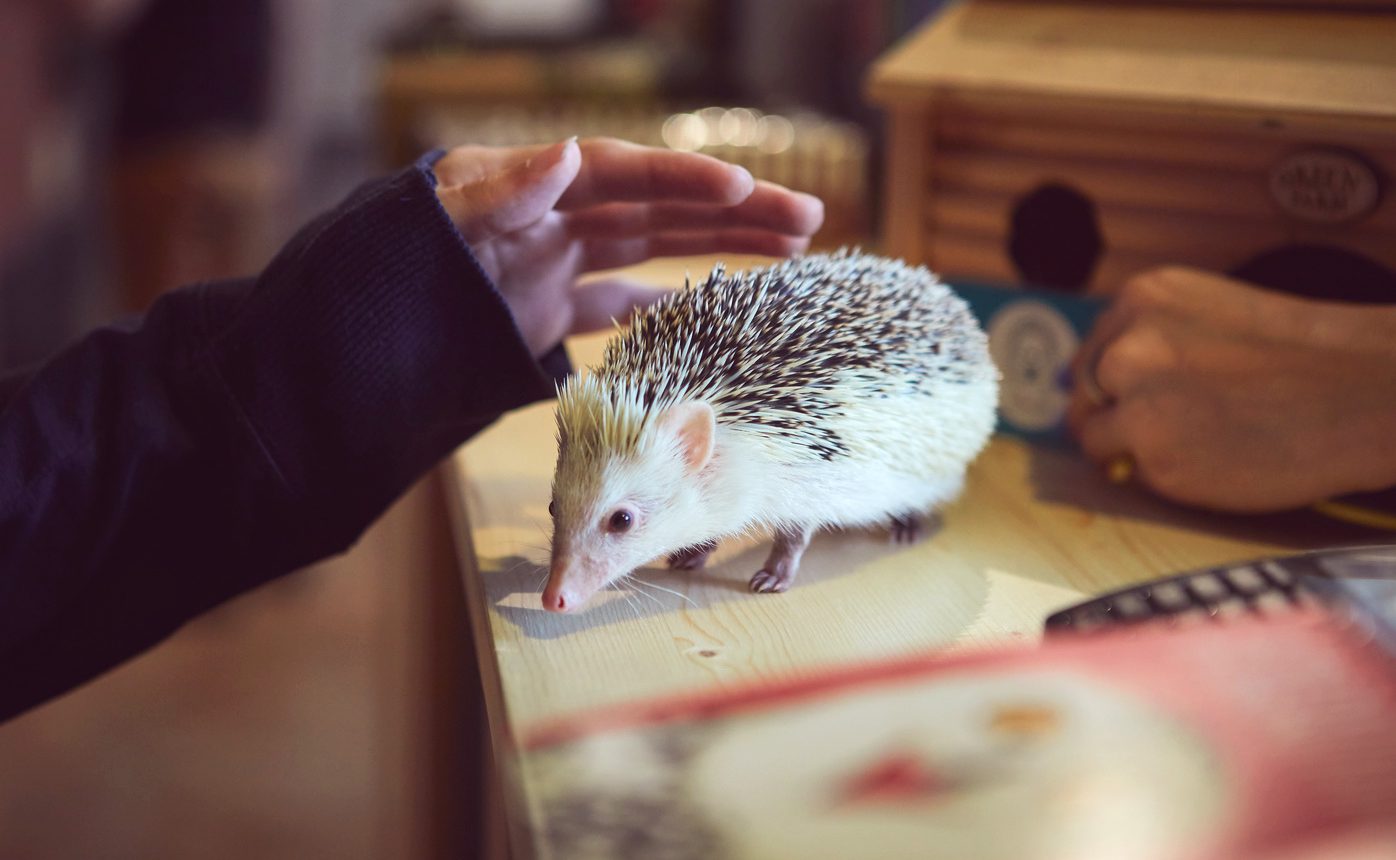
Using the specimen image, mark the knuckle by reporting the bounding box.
[1118,269,1175,307]
[1095,329,1171,391]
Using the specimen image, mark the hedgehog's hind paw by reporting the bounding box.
[668,540,718,570]
[888,512,923,544]
[889,511,940,545]
[749,525,813,594]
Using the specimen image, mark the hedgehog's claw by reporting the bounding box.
[748,525,813,595]
[668,540,718,570]
[749,569,790,593]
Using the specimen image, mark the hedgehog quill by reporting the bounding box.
[543,250,999,612]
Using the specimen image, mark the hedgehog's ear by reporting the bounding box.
[658,401,715,474]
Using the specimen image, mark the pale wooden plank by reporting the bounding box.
[881,108,931,261]
[932,149,1284,219]
[935,105,1396,172]
[868,2,1396,120]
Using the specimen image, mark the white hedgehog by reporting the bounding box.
[543,249,999,613]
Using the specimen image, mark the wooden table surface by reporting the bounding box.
[443,255,1363,858]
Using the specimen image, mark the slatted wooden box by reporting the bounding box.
[865,1,1396,299]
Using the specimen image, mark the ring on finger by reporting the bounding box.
[1078,352,1113,408]
[1106,454,1136,485]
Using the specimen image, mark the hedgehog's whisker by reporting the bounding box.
[616,581,649,616]
[621,578,657,608]
[501,557,535,577]
[630,574,696,607]
[620,575,663,609]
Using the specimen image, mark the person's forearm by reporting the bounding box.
[0,156,567,721]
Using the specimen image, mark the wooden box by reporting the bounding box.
[865,1,1396,299]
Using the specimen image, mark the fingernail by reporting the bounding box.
[525,138,574,171]
[727,165,755,202]
[548,137,578,160]
[548,136,579,162]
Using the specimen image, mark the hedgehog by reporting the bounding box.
[542,249,999,612]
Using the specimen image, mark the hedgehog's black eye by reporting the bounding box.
[607,509,633,533]
[548,500,557,518]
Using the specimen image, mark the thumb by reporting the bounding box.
[437,138,581,244]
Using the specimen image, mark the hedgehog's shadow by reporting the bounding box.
[482,525,934,640]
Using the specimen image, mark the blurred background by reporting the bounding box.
[0,1,943,858]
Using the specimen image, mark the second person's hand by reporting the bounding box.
[1068,266,1396,512]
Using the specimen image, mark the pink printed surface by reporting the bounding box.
[523,611,1396,860]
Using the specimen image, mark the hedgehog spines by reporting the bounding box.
[558,248,992,464]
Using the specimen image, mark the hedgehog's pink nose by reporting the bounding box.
[543,558,586,613]
[542,578,572,613]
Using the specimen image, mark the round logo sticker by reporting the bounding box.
[987,299,1079,433]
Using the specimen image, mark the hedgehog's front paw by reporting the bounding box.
[750,526,812,594]
[668,540,718,570]
[749,569,793,593]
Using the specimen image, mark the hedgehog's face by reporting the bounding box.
[544,401,716,613]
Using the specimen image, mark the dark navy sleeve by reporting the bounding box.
[0,155,569,721]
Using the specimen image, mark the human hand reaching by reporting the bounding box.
[1068,266,1396,512]
[431,137,825,356]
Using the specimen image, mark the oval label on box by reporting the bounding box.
[986,299,1079,433]
[1269,148,1381,224]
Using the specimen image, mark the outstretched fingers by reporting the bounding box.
[557,138,757,210]
[564,180,825,239]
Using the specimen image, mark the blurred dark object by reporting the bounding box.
[108,0,275,312]
[111,0,271,148]
[1045,546,1396,648]
[0,8,107,368]
[1008,183,1103,292]
[1076,0,1396,6]
[1231,244,1396,305]
[0,214,101,369]
[108,139,275,313]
